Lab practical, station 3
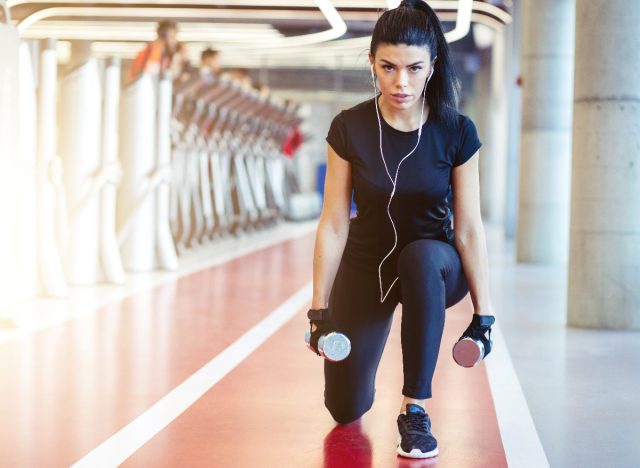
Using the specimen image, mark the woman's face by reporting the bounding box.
[370,43,434,111]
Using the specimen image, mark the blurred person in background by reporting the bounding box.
[222,67,253,89]
[252,80,271,99]
[129,19,185,82]
[200,47,222,78]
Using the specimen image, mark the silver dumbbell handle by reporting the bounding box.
[304,330,351,362]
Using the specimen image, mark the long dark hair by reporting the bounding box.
[370,0,460,129]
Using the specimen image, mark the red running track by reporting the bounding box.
[0,232,507,467]
[122,278,507,466]
[0,235,313,467]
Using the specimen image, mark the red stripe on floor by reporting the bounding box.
[122,296,507,467]
[0,234,314,467]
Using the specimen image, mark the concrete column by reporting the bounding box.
[475,30,509,225]
[516,0,575,264]
[504,0,523,239]
[475,51,492,217]
[567,0,640,329]
[485,29,509,225]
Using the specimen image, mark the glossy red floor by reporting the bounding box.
[123,294,506,467]
[0,232,507,467]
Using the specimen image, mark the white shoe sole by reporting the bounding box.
[396,435,439,459]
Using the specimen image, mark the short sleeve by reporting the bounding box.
[325,112,349,161]
[454,116,482,167]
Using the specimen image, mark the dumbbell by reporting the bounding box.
[452,314,495,367]
[304,308,351,362]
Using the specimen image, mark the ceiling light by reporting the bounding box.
[445,0,472,42]
[9,1,321,7]
[18,1,510,71]
[472,22,494,49]
[17,2,347,46]
[21,21,284,42]
[9,1,510,24]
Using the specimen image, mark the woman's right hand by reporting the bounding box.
[310,143,351,337]
[310,303,327,333]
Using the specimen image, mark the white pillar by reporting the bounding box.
[101,57,127,283]
[516,0,575,264]
[475,53,492,217]
[485,30,509,225]
[37,39,68,297]
[59,57,103,285]
[567,0,640,329]
[504,0,523,239]
[0,8,22,308]
[475,28,509,225]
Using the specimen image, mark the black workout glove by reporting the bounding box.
[459,314,496,357]
[307,308,335,356]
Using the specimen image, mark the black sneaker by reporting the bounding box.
[396,403,439,458]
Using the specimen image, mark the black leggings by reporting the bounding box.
[324,238,469,424]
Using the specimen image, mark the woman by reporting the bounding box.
[306,0,497,460]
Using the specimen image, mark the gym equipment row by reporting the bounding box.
[0,32,302,310]
[169,71,300,251]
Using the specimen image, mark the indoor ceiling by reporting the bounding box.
[5,1,513,68]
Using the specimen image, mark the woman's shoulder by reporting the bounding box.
[450,110,475,128]
[432,109,477,135]
[326,98,376,160]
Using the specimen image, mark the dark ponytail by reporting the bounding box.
[370,0,460,129]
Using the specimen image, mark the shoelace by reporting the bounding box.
[402,412,429,433]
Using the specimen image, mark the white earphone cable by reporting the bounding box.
[371,66,431,303]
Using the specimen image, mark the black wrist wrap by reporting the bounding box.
[459,314,496,356]
[307,308,334,356]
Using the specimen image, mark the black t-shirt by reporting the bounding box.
[325,96,481,285]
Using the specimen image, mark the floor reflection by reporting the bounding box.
[323,419,372,468]
[322,418,441,468]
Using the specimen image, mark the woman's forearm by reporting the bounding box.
[454,227,494,315]
[311,221,349,309]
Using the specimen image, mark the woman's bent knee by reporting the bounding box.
[398,239,446,269]
[324,401,370,425]
[324,390,374,425]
